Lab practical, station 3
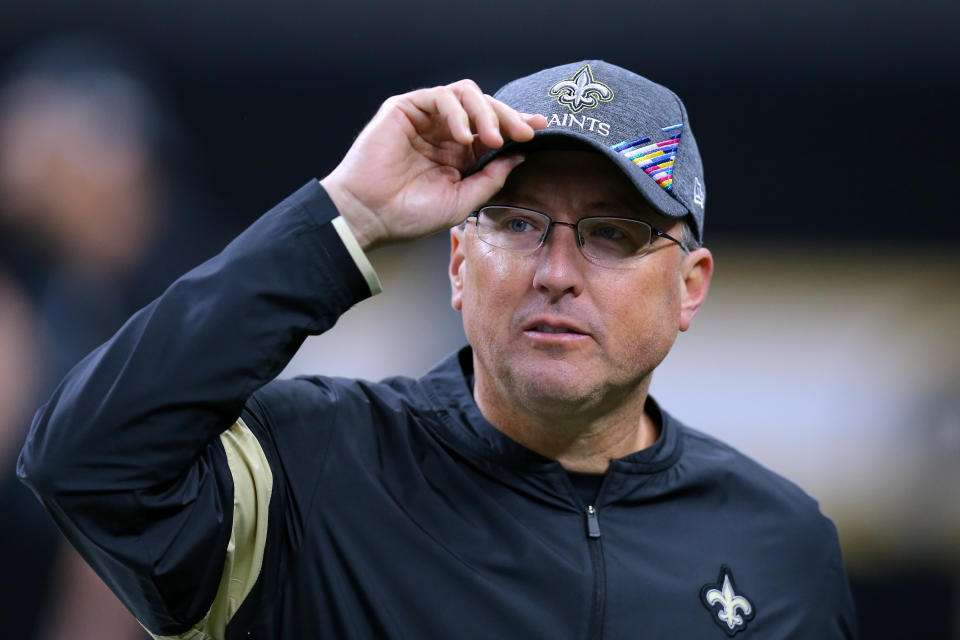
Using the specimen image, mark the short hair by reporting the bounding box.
[680,221,702,251]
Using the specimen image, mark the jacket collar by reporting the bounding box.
[419,347,684,477]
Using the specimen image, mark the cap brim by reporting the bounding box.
[471,128,690,219]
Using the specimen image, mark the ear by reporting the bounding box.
[449,225,466,311]
[679,247,713,332]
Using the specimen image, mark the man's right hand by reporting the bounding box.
[320,80,547,251]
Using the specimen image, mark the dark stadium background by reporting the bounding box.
[1,0,958,638]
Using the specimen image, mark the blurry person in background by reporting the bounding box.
[0,36,229,389]
[0,36,227,639]
[0,272,46,637]
[0,275,37,459]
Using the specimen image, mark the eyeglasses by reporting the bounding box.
[465,205,689,266]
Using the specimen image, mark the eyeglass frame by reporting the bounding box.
[464,205,690,265]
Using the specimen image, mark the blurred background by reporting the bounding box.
[0,0,957,637]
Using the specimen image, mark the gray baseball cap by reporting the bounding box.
[474,60,706,242]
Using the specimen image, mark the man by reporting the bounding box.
[19,61,858,638]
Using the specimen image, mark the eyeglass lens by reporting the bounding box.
[475,206,654,262]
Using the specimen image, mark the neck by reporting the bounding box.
[472,367,660,474]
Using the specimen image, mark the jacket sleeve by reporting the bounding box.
[17,180,380,637]
[826,522,860,639]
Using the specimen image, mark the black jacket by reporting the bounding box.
[19,181,858,639]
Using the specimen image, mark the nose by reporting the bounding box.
[531,223,586,299]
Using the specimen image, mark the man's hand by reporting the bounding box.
[320,80,547,251]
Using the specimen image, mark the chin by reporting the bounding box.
[510,364,605,412]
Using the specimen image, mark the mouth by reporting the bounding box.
[529,324,585,335]
[522,318,592,342]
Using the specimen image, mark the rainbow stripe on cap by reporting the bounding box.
[610,124,683,192]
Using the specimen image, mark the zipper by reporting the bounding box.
[584,503,606,639]
[585,504,601,538]
[563,471,608,639]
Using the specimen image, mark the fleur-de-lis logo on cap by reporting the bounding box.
[548,64,614,114]
[700,567,755,636]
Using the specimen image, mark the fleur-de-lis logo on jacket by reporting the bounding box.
[700,567,755,636]
[548,64,614,114]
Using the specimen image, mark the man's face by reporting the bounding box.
[449,150,712,420]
